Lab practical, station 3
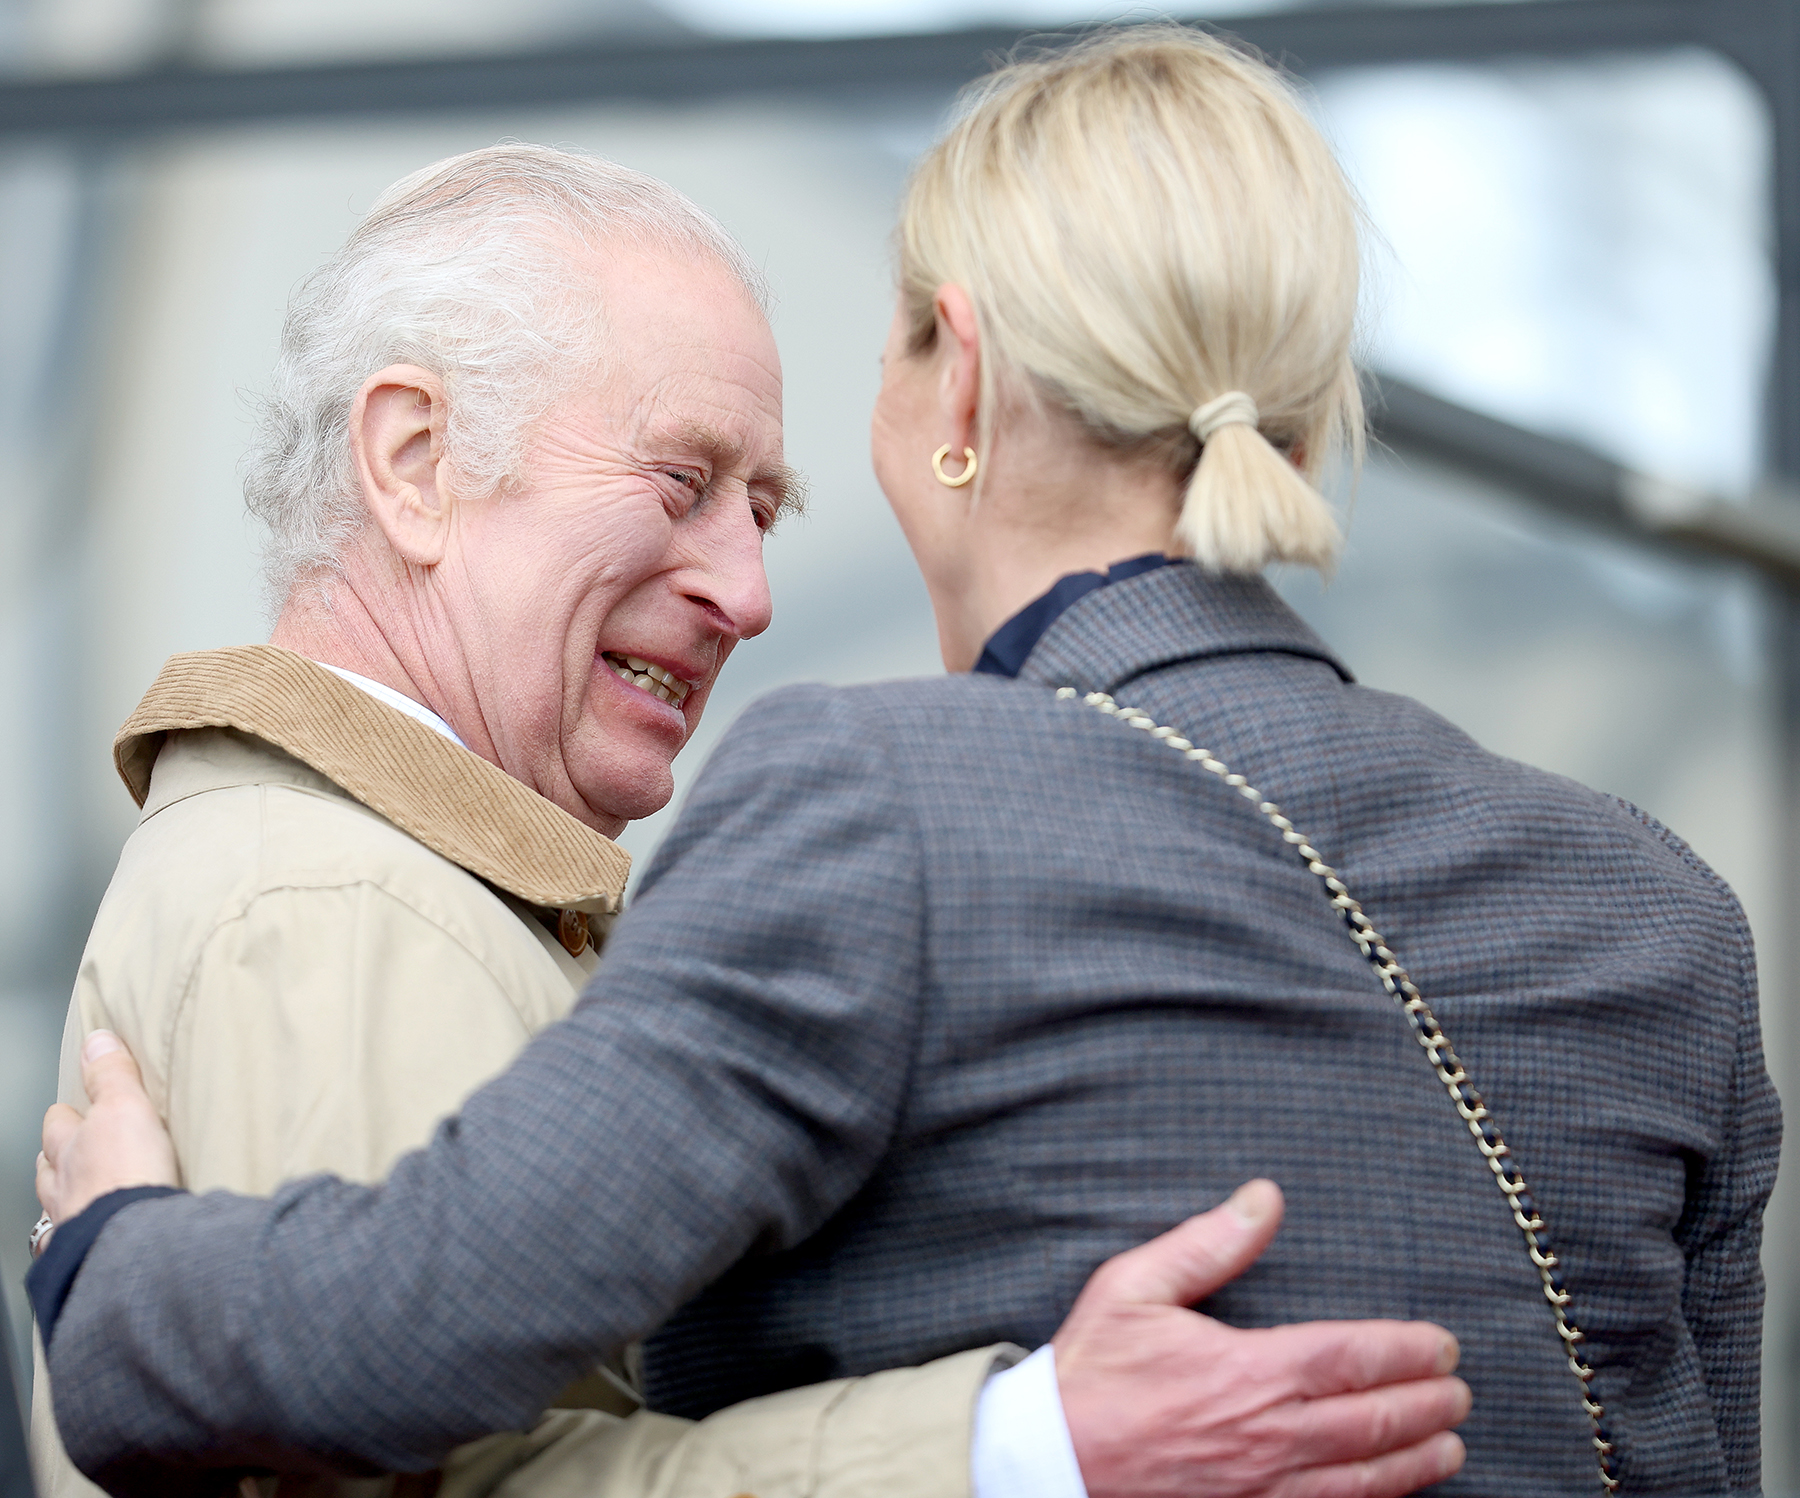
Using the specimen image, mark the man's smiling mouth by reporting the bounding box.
[603,653,692,707]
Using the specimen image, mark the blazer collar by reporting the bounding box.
[1016,565,1353,696]
[115,645,630,915]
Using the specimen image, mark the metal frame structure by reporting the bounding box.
[1,2,1796,1492]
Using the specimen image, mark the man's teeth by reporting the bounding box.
[604,654,691,706]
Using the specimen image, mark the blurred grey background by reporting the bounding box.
[2,0,1798,1490]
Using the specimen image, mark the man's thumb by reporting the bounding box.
[1103,1179,1285,1306]
[81,1029,146,1102]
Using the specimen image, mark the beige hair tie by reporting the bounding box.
[1189,391,1259,442]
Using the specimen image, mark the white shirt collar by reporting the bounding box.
[313,662,467,749]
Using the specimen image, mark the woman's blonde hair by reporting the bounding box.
[897,25,1363,573]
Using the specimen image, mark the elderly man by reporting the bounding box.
[31,146,1468,1498]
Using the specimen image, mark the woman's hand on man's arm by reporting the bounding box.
[36,1029,178,1227]
[36,1032,1467,1498]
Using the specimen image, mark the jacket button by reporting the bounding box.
[558,908,590,956]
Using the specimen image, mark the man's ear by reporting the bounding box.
[932,284,981,461]
[351,364,451,568]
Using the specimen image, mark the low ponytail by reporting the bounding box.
[1174,391,1342,575]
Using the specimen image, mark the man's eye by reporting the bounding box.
[667,469,702,491]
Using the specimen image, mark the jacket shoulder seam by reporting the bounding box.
[169,875,543,1052]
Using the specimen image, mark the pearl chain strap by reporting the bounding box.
[1058,687,1619,1493]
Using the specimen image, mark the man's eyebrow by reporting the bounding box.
[661,421,808,521]
[655,420,742,469]
[760,460,809,521]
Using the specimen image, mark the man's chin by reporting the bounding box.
[572,752,676,833]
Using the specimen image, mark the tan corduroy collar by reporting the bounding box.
[115,645,629,915]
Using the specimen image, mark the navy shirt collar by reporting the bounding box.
[973,554,1185,679]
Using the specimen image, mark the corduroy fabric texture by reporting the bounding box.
[115,646,629,914]
[47,569,1778,1497]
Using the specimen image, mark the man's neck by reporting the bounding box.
[266,549,624,841]
[269,569,474,750]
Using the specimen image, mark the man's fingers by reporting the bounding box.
[1284,1431,1467,1498]
[1255,1317,1460,1399]
[1260,1375,1472,1469]
[1092,1179,1286,1306]
[80,1029,149,1106]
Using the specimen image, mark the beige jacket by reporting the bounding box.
[31,647,1004,1498]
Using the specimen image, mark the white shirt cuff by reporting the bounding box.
[970,1343,1090,1498]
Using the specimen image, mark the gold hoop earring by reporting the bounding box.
[932,444,978,488]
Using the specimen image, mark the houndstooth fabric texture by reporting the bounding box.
[49,567,1778,1497]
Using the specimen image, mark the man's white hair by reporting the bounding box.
[244,143,770,606]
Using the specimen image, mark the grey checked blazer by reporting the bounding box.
[47,567,1779,1497]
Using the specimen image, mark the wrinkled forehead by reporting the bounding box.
[530,243,796,513]
[580,235,775,351]
[586,243,782,424]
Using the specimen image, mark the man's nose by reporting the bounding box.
[683,502,774,643]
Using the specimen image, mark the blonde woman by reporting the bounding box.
[38,26,1775,1497]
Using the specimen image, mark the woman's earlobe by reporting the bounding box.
[932,445,978,488]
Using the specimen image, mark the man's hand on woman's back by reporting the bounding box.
[36,1033,1467,1497]
[1057,1178,1469,1497]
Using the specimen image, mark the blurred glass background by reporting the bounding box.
[3,0,1798,1490]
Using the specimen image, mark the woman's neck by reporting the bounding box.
[928,443,1183,672]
